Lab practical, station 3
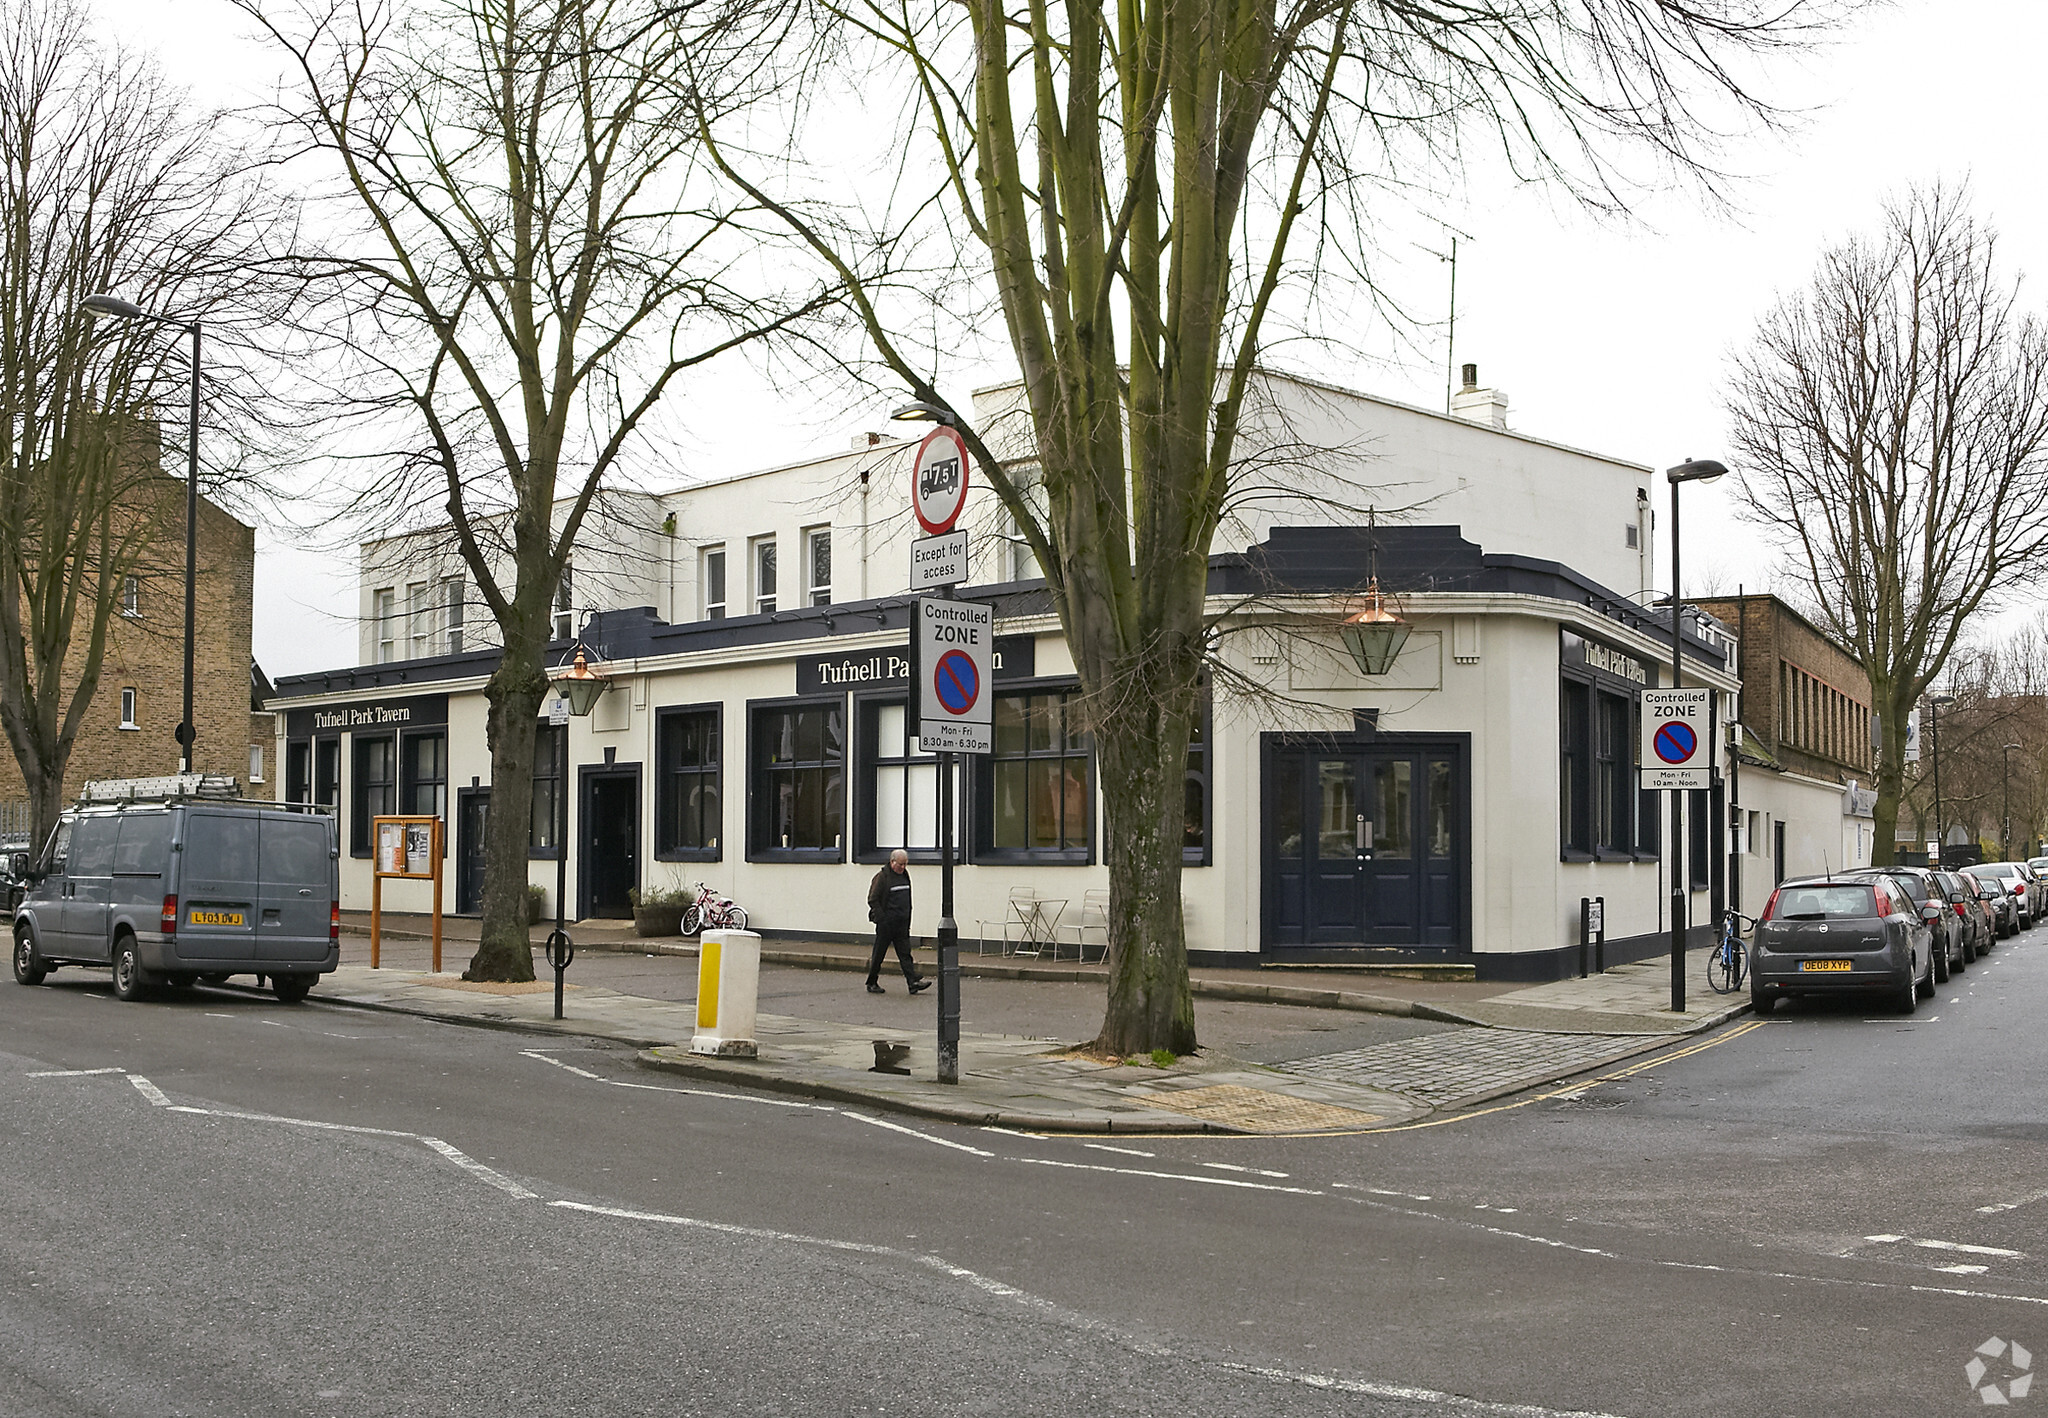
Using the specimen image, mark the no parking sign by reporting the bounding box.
[1639,687,1711,788]
[916,597,993,753]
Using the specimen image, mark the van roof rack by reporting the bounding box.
[78,774,244,804]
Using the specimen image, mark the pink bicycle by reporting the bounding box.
[680,881,748,936]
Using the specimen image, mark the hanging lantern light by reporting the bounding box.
[1338,576,1412,677]
[551,646,610,717]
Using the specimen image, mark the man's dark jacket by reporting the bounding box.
[869,866,912,924]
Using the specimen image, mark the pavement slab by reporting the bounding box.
[1276,1028,1673,1109]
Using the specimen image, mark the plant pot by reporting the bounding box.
[633,904,684,937]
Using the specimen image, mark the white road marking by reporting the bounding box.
[1864,1234,2025,1258]
[1937,1264,1990,1275]
[840,1111,995,1156]
[27,1067,126,1077]
[1084,1143,1156,1158]
[980,1125,1048,1138]
[1211,1361,1633,1418]
[129,1075,171,1107]
[417,1137,540,1199]
[1332,1183,1434,1201]
[1017,1157,1322,1195]
[1201,1161,1289,1178]
[551,1200,1612,1416]
[1980,1187,2048,1216]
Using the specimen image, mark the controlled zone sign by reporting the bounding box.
[916,596,993,753]
[911,426,971,535]
[1639,687,1711,788]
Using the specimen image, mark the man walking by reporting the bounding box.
[866,849,930,995]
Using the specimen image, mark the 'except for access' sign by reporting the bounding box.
[910,528,971,589]
[916,596,993,754]
[1639,687,1712,788]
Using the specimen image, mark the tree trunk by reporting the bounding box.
[28,749,67,858]
[1091,667,1199,1056]
[1870,686,1909,868]
[465,641,547,982]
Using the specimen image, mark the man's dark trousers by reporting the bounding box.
[868,917,919,987]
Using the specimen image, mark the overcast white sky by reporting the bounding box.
[89,0,2048,677]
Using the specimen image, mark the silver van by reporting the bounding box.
[9,799,338,1003]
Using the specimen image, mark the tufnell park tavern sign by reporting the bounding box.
[798,636,1035,696]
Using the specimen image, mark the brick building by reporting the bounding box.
[1694,595,1876,903]
[0,478,256,836]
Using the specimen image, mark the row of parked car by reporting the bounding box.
[1749,858,2047,1014]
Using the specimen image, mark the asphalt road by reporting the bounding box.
[5,930,2046,1417]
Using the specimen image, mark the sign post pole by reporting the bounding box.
[938,588,960,1086]
[907,422,980,1084]
[1669,483,1686,1014]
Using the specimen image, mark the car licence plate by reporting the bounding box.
[1799,959,1851,972]
[189,909,244,927]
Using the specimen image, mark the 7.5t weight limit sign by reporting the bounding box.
[917,597,993,754]
[1639,687,1711,788]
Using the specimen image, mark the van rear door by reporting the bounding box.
[257,813,334,963]
[176,810,260,960]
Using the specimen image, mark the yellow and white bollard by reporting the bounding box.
[689,929,761,1058]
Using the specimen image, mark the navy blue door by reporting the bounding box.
[1266,740,1464,949]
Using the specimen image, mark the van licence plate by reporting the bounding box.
[189,909,244,927]
[1799,959,1851,972]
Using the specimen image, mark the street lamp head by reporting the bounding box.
[889,400,957,428]
[552,647,610,717]
[80,293,147,320]
[1930,694,1956,706]
[1665,458,1729,485]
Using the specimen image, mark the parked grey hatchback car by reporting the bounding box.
[10,799,338,1003]
[1749,874,1934,1015]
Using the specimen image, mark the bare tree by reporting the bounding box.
[238,0,835,981]
[0,0,292,850]
[705,0,1842,1052]
[1731,187,2048,867]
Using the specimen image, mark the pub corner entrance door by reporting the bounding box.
[578,763,641,920]
[1265,736,1467,949]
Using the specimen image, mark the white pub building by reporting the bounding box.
[267,367,1846,980]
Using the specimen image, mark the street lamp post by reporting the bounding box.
[1929,695,1955,862]
[2004,742,2024,862]
[1665,457,1728,1014]
[544,642,610,1019]
[80,294,202,776]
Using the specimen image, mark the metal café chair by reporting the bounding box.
[1057,887,1111,963]
[975,886,1038,955]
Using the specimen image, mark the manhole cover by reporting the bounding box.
[1140,1084,1383,1133]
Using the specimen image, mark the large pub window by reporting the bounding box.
[286,741,311,804]
[1596,694,1630,853]
[978,688,1092,861]
[1689,787,1711,890]
[530,724,564,856]
[315,739,341,810]
[1559,680,1590,855]
[1635,704,1660,856]
[404,733,447,819]
[656,706,722,859]
[861,698,943,859]
[351,735,395,855]
[1184,711,1210,864]
[751,700,844,859]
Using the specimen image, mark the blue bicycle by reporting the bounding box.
[1707,910,1752,993]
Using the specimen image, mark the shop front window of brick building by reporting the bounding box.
[249,745,264,784]
[119,687,138,729]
